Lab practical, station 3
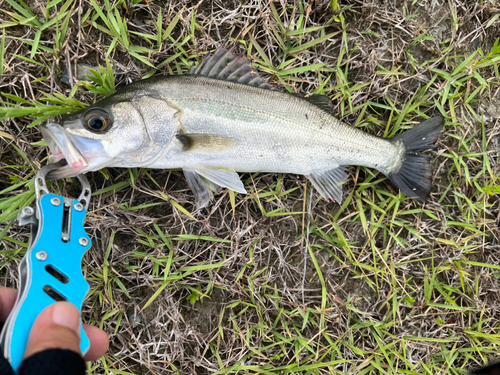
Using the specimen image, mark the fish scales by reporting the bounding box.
[41,48,444,208]
[143,75,397,174]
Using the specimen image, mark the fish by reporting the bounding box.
[41,47,444,209]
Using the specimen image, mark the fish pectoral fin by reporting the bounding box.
[184,169,215,209]
[193,167,247,194]
[176,133,238,153]
[306,166,348,203]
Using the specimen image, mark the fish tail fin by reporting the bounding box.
[383,116,444,202]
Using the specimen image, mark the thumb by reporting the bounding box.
[24,302,82,360]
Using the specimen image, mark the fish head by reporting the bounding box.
[42,95,181,178]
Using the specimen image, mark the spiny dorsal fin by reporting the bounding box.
[189,47,276,90]
[293,93,336,116]
[176,133,238,152]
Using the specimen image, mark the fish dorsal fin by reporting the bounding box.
[293,93,336,116]
[306,166,348,203]
[189,47,275,90]
[176,133,238,152]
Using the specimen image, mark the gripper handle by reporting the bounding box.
[0,193,91,372]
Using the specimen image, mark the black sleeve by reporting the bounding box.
[0,353,14,375]
[19,349,85,375]
[0,349,85,375]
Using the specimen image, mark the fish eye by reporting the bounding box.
[84,109,112,133]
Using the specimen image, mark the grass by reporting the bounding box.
[1,0,500,374]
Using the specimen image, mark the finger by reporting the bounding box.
[83,324,109,361]
[24,302,81,359]
[0,287,18,322]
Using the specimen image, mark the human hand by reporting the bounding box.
[0,286,108,364]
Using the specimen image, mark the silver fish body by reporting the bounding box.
[42,49,443,207]
[139,76,400,173]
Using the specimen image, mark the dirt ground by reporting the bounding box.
[1,0,500,374]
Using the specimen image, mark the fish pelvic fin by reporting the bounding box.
[384,115,444,202]
[176,133,238,153]
[306,166,348,203]
[193,167,246,194]
[184,167,247,209]
[184,169,215,209]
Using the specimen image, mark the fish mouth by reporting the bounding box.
[41,123,110,179]
[41,123,88,169]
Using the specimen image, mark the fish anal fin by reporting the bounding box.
[193,167,246,194]
[176,133,238,153]
[189,47,277,91]
[306,166,348,203]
